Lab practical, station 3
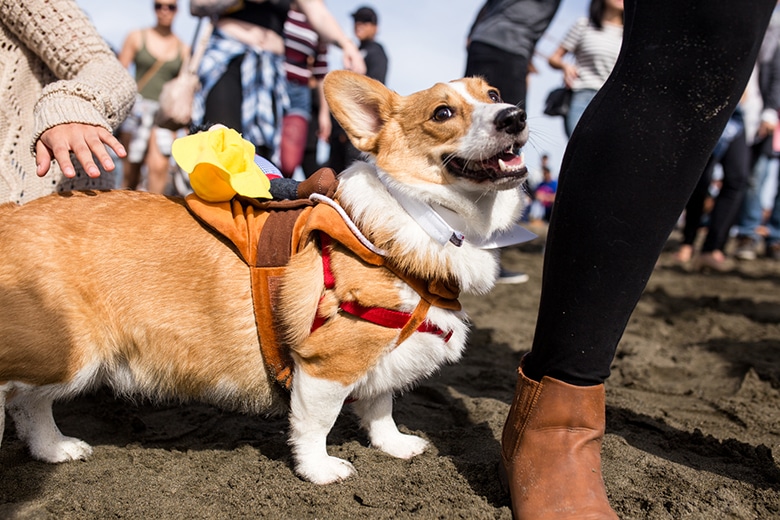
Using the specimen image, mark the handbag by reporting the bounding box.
[543,87,572,117]
[154,20,213,131]
[189,0,244,17]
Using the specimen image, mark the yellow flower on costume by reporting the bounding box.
[171,127,271,202]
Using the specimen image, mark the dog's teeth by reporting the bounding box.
[498,152,526,173]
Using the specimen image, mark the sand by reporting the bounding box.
[1,228,778,519]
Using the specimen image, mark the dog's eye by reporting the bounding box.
[433,106,454,122]
[488,90,501,103]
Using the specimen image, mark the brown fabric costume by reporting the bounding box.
[184,170,461,390]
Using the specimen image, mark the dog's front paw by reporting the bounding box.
[296,455,356,485]
[32,436,93,463]
[372,432,429,459]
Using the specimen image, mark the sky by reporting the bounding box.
[77,0,591,178]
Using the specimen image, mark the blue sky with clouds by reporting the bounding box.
[78,0,590,176]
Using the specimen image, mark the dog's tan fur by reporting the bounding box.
[0,71,529,484]
[0,191,280,413]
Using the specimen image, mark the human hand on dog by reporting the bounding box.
[35,123,126,178]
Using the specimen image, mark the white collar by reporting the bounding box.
[379,176,536,249]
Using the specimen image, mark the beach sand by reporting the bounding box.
[1,229,778,519]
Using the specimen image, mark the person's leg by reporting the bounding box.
[764,158,780,258]
[280,80,313,178]
[564,89,597,138]
[119,131,142,190]
[525,0,772,385]
[701,129,751,254]
[735,144,772,259]
[280,114,309,177]
[145,127,172,194]
[503,1,775,517]
[327,119,348,173]
[680,155,715,250]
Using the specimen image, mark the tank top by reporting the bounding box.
[222,0,292,37]
[134,30,184,101]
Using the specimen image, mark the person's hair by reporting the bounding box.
[589,0,606,29]
[589,0,623,29]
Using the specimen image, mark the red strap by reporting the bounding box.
[311,232,451,342]
[319,233,336,289]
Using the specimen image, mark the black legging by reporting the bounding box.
[523,0,776,386]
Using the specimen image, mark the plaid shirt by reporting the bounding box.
[193,28,289,159]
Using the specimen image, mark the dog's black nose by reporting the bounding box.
[494,106,527,135]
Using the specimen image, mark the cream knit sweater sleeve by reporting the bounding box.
[0,0,136,203]
[0,0,136,151]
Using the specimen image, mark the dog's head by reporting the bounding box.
[323,71,528,193]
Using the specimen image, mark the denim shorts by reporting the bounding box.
[285,81,312,120]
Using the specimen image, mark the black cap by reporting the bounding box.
[351,6,378,24]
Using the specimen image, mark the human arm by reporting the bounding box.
[296,0,366,74]
[315,82,332,141]
[0,0,136,177]
[548,19,585,89]
[548,46,578,88]
[117,29,142,69]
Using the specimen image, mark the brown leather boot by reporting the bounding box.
[501,362,618,519]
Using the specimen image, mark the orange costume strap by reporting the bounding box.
[184,191,461,391]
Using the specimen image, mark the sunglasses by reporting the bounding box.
[154,3,177,11]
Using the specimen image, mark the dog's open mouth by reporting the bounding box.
[445,148,527,182]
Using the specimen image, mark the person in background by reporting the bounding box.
[547,0,624,137]
[465,0,561,111]
[192,0,364,164]
[327,5,388,173]
[279,1,331,178]
[733,4,780,262]
[500,0,774,517]
[466,0,542,284]
[675,101,752,272]
[0,0,135,204]
[118,0,187,193]
[351,6,388,82]
[528,165,557,224]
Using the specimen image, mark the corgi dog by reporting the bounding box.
[0,70,528,485]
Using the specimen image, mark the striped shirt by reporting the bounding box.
[284,9,329,86]
[561,18,623,91]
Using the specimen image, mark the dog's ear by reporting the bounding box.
[323,70,396,154]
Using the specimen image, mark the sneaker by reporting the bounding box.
[496,267,529,284]
[734,236,758,261]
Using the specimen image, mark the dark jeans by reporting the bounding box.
[523,0,776,386]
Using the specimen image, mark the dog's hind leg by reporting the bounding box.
[6,387,93,463]
[288,370,355,484]
[352,392,428,459]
